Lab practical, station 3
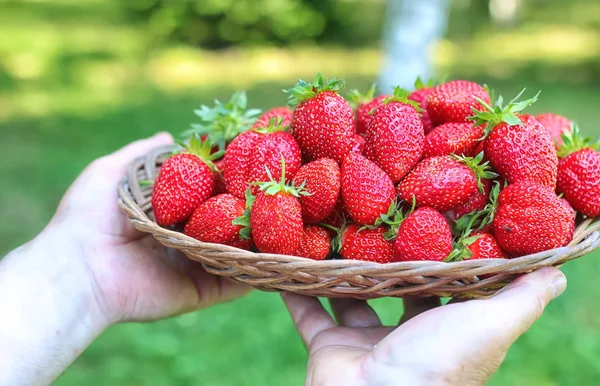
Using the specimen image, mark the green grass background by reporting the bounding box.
[1,1,600,385]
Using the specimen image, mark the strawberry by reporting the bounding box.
[351,134,365,155]
[184,91,261,151]
[322,194,349,232]
[397,153,497,212]
[342,153,396,225]
[292,158,341,224]
[423,122,484,158]
[184,193,252,249]
[493,181,575,256]
[339,224,394,263]
[467,233,509,259]
[408,77,437,133]
[393,207,453,261]
[152,136,219,226]
[535,113,572,147]
[295,225,330,260]
[212,159,227,195]
[223,118,301,198]
[253,107,292,129]
[472,91,558,189]
[249,161,305,255]
[286,73,354,164]
[446,177,492,221]
[364,88,424,183]
[347,85,389,135]
[426,80,490,126]
[556,126,600,218]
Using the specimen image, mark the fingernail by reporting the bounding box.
[551,272,567,300]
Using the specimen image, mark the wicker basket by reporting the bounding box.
[118,145,600,299]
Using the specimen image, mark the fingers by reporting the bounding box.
[329,298,381,328]
[400,297,441,324]
[281,292,336,347]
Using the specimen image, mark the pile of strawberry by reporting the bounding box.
[150,74,600,264]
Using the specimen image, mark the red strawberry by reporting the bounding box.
[471,91,558,189]
[393,207,453,261]
[408,77,437,133]
[223,130,262,198]
[467,233,509,259]
[493,181,575,256]
[347,85,388,134]
[186,91,260,152]
[397,154,497,212]
[212,159,227,195]
[556,126,600,218]
[322,194,349,231]
[184,193,251,249]
[535,113,572,147]
[152,136,217,226]
[351,134,365,155]
[249,161,304,255]
[426,80,490,126]
[287,74,354,164]
[341,153,396,225]
[446,177,492,221]
[292,158,341,224]
[253,107,292,129]
[423,122,484,158]
[340,224,394,263]
[364,88,424,183]
[295,225,330,260]
[248,130,302,193]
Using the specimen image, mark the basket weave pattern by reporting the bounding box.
[118,146,600,299]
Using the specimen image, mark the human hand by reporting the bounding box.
[282,267,567,386]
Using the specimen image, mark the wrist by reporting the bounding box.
[0,225,111,384]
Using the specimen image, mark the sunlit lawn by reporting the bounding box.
[2,2,600,386]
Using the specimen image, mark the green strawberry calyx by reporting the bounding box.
[454,181,501,235]
[182,91,262,152]
[255,158,308,198]
[453,152,498,194]
[444,231,482,262]
[252,116,288,134]
[320,222,345,253]
[232,188,256,240]
[469,88,540,132]
[347,84,377,110]
[413,75,446,90]
[557,124,599,158]
[284,72,345,108]
[361,197,417,241]
[176,134,223,172]
[381,87,423,112]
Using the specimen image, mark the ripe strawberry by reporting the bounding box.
[253,107,292,129]
[223,119,301,198]
[322,194,349,231]
[184,193,251,249]
[185,91,261,152]
[152,136,218,226]
[351,134,365,154]
[248,130,302,193]
[446,177,492,221]
[347,85,389,134]
[339,224,394,263]
[426,80,490,126]
[472,91,558,189]
[286,73,354,164]
[342,153,396,225]
[467,233,508,259]
[393,207,453,261]
[364,88,424,183]
[212,159,227,195]
[556,126,600,218]
[535,113,572,147]
[295,225,330,260]
[292,158,341,224]
[397,153,497,212]
[249,161,304,255]
[423,122,484,158]
[493,181,575,256]
[408,77,437,133]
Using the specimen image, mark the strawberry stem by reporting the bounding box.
[284,73,345,108]
[382,87,423,111]
[256,158,308,198]
[453,152,498,194]
[232,188,256,240]
[469,88,540,132]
